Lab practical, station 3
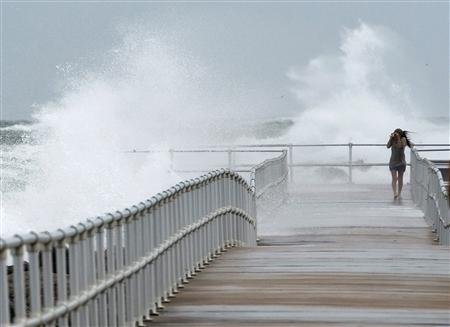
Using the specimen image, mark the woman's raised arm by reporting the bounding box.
[386,135,393,148]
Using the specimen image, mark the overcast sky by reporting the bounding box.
[1,1,449,120]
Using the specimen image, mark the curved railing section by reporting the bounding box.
[251,150,288,199]
[249,150,288,220]
[410,148,449,245]
[0,170,257,327]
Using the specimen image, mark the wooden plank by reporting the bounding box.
[147,185,450,326]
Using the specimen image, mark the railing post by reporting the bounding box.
[283,150,289,202]
[95,220,108,325]
[169,149,174,171]
[114,218,126,326]
[41,236,55,318]
[348,142,353,184]
[27,241,41,319]
[12,242,26,325]
[56,235,69,327]
[0,246,9,325]
[227,149,233,170]
[289,144,294,183]
[105,221,117,327]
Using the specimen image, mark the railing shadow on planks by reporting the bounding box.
[0,151,288,327]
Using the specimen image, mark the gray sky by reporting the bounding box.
[1,1,449,120]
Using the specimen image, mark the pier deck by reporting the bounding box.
[148,184,450,326]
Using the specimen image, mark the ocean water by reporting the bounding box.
[1,121,34,192]
[1,21,448,238]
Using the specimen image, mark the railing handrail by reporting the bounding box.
[125,149,285,153]
[176,143,450,148]
[126,143,450,153]
[251,149,287,171]
[415,149,450,152]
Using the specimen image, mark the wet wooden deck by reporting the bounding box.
[147,184,450,326]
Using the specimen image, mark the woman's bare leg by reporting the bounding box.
[397,170,404,197]
[391,170,398,197]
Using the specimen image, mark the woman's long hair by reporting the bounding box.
[394,128,412,148]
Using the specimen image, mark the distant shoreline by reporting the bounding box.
[0,119,34,128]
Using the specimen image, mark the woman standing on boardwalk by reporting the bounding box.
[387,128,411,199]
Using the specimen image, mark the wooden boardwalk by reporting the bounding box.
[147,184,450,326]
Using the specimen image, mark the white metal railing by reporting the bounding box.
[166,148,288,212]
[167,149,286,174]
[251,150,288,199]
[250,150,289,220]
[161,143,449,183]
[1,149,289,326]
[1,171,256,326]
[410,148,449,245]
